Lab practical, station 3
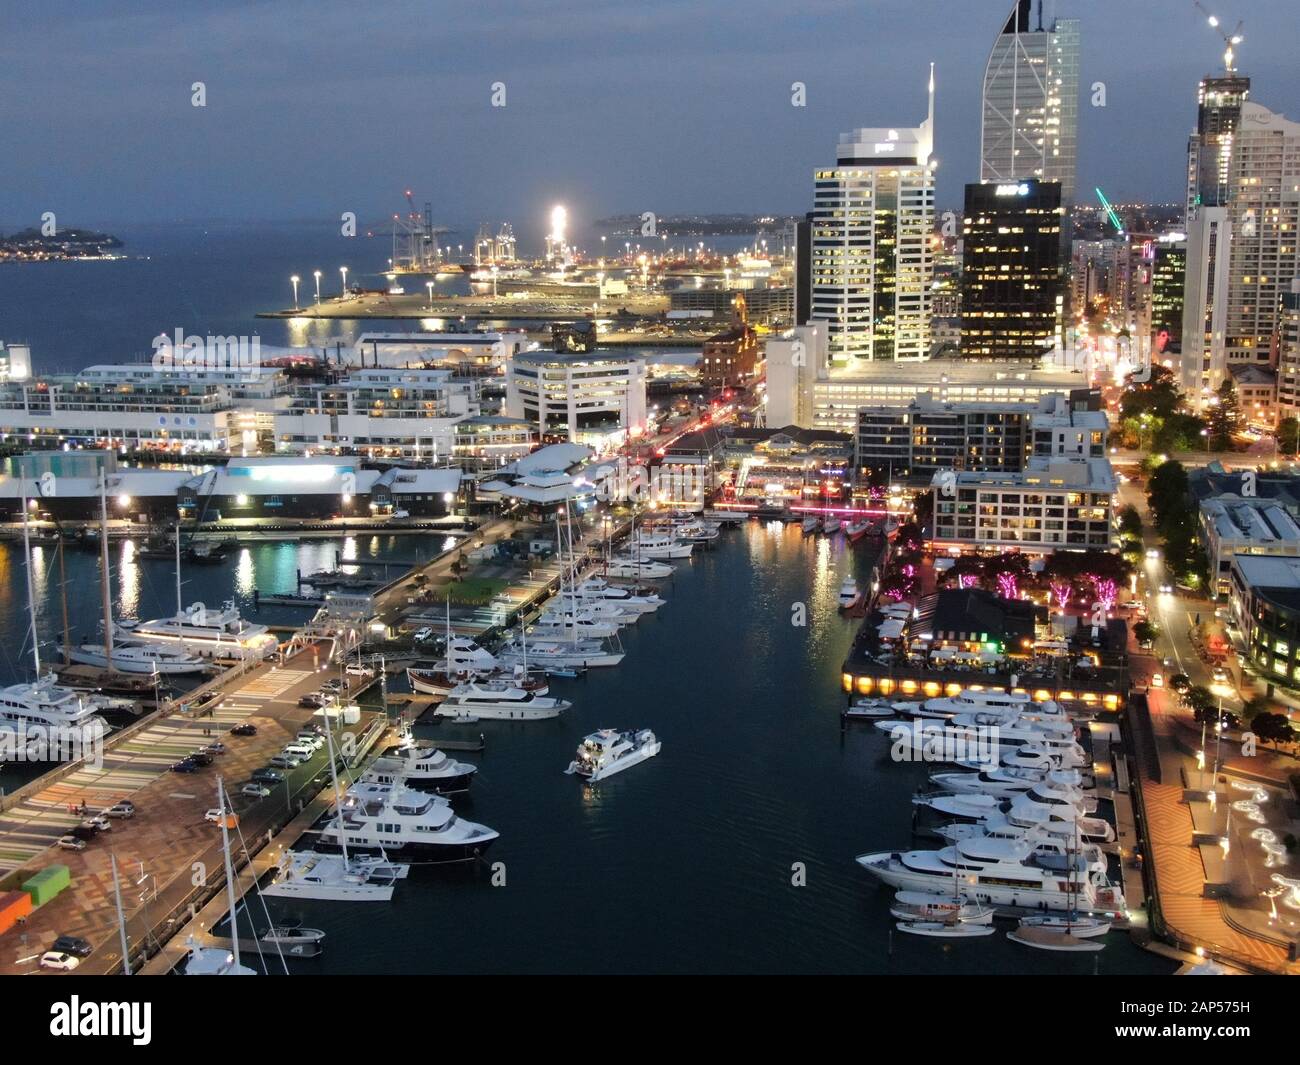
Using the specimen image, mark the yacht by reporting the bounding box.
[528,613,621,640]
[0,677,112,738]
[260,850,410,902]
[436,681,571,721]
[118,600,277,660]
[896,919,996,939]
[565,728,660,781]
[856,838,1125,913]
[822,517,842,535]
[954,743,1090,773]
[541,599,638,625]
[626,535,692,560]
[182,937,257,975]
[59,640,207,675]
[368,734,477,793]
[603,558,674,580]
[407,663,547,698]
[568,579,664,614]
[838,577,860,609]
[928,765,1087,798]
[889,891,994,924]
[845,519,872,542]
[914,787,1113,842]
[316,787,498,861]
[897,689,1039,719]
[801,517,821,535]
[497,638,624,670]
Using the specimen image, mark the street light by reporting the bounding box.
[425,280,434,310]
[313,270,321,302]
[290,274,300,309]
[340,266,349,297]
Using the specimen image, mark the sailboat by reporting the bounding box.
[1006,815,1108,952]
[184,778,257,975]
[262,722,410,901]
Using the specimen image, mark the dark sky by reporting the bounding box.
[3,0,1296,230]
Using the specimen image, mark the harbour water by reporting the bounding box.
[206,522,1166,975]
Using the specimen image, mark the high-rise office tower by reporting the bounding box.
[1186,74,1251,219]
[980,1,1080,211]
[1180,51,1300,406]
[811,68,936,363]
[960,180,1064,359]
[1150,239,1187,353]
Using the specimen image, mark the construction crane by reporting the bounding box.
[1193,3,1244,73]
[389,189,451,274]
[1094,187,1124,237]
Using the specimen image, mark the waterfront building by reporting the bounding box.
[1228,554,1300,688]
[980,1,1080,211]
[855,392,1104,483]
[276,368,478,461]
[349,331,532,370]
[1200,494,1300,598]
[764,322,1093,433]
[451,415,537,472]
[960,179,1065,359]
[810,69,935,363]
[505,350,647,449]
[0,452,463,522]
[929,456,1115,553]
[667,286,793,325]
[699,294,758,388]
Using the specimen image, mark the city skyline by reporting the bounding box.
[2,1,1299,229]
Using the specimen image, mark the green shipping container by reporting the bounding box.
[22,864,71,908]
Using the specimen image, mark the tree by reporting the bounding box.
[1278,416,1300,457]
[1181,684,1216,718]
[1170,673,1191,693]
[1240,695,1271,724]
[1117,505,1142,542]
[894,521,923,553]
[983,553,1031,599]
[1251,712,1297,750]
[944,555,986,590]
[1147,459,1189,532]
[1133,620,1160,646]
[1206,378,1241,452]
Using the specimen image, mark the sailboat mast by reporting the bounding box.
[324,716,349,866]
[21,479,41,676]
[57,538,71,666]
[175,520,183,617]
[216,777,242,970]
[97,467,114,673]
[110,852,132,975]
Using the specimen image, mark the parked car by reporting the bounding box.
[229,723,258,737]
[188,750,214,767]
[411,627,434,642]
[103,801,135,819]
[203,742,227,756]
[269,752,301,769]
[322,678,344,693]
[203,808,229,824]
[1151,672,1164,688]
[251,767,284,784]
[39,951,81,971]
[241,783,271,798]
[295,732,325,750]
[171,758,198,773]
[80,815,112,833]
[298,693,326,709]
[345,663,374,678]
[51,935,92,958]
[282,743,317,760]
[57,835,87,851]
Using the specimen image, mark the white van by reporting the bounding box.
[282,743,316,760]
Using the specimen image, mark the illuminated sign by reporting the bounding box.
[874,142,896,153]
[994,183,1031,197]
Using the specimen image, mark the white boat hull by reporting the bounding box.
[568,740,660,781]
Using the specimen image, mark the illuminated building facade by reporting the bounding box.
[960,179,1064,359]
[810,70,935,363]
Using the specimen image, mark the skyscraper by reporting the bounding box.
[1185,74,1251,218]
[810,68,936,363]
[960,179,1064,359]
[1180,64,1300,407]
[980,1,1080,211]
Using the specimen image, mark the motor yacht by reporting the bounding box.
[497,638,624,669]
[435,680,571,721]
[260,850,410,902]
[59,640,207,675]
[369,733,478,793]
[928,765,1087,798]
[565,728,660,781]
[316,787,498,861]
[118,600,276,660]
[838,577,860,610]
